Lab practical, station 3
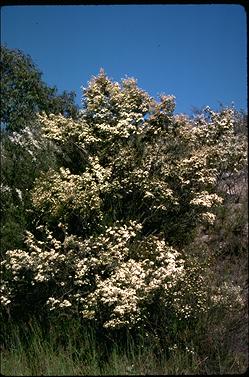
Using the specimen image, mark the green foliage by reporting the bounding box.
[0,123,58,254]
[0,45,78,132]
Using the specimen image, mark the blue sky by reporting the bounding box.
[1,4,247,115]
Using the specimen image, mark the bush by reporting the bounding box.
[1,71,247,350]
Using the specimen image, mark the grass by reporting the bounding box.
[1,312,247,376]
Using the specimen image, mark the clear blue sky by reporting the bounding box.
[1,4,247,115]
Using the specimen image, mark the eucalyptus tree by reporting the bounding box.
[0,45,78,132]
[0,45,78,253]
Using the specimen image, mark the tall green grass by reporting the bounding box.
[1,312,247,376]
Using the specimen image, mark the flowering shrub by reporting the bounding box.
[1,221,215,330]
[34,72,247,245]
[1,70,247,332]
[1,223,245,332]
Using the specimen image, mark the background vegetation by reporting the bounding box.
[1,45,248,375]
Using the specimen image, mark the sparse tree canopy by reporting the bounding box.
[0,45,78,132]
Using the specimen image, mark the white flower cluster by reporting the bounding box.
[82,237,187,329]
[8,125,41,148]
[201,212,217,225]
[210,281,245,309]
[1,221,211,330]
[32,165,104,225]
[190,191,223,208]
[38,113,100,147]
[47,297,72,310]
